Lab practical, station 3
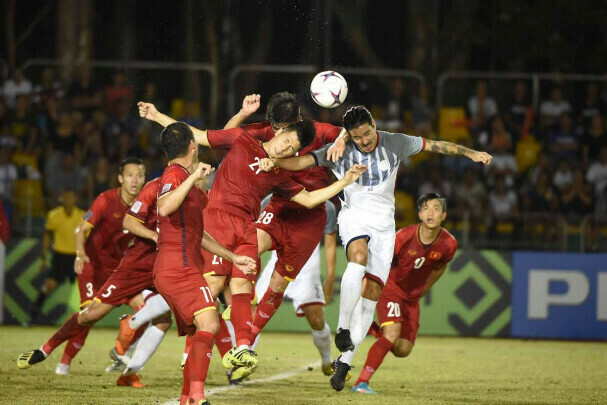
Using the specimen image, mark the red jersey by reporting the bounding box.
[119,178,160,270]
[386,224,458,302]
[83,188,132,270]
[155,164,208,271]
[205,129,305,220]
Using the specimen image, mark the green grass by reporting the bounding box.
[1,326,606,404]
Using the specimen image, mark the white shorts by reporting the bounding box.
[338,208,396,285]
[255,244,325,316]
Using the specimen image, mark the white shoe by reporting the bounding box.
[105,360,126,373]
[55,363,70,375]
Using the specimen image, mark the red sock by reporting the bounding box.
[42,312,91,355]
[250,289,284,342]
[60,328,90,365]
[180,344,191,405]
[188,331,214,403]
[231,293,253,347]
[184,334,193,358]
[215,317,232,358]
[355,336,393,386]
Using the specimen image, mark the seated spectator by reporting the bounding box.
[552,160,574,191]
[443,136,478,175]
[523,170,560,212]
[418,166,452,199]
[87,156,114,202]
[410,84,432,138]
[33,67,64,114]
[5,95,38,153]
[504,80,532,141]
[2,68,33,110]
[67,65,102,118]
[581,115,607,165]
[382,78,409,132]
[468,80,498,134]
[586,147,607,197]
[488,175,517,219]
[548,113,580,161]
[180,100,204,128]
[0,146,18,223]
[104,98,139,160]
[454,167,487,214]
[577,83,604,134]
[47,109,78,155]
[485,136,517,188]
[540,86,572,131]
[45,153,86,206]
[528,153,551,185]
[478,115,513,153]
[560,168,594,225]
[105,71,134,115]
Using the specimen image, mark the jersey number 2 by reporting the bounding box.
[256,211,274,225]
[387,302,401,317]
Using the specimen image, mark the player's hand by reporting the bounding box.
[327,137,346,162]
[323,280,334,305]
[193,162,215,179]
[138,101,159,122]
[74,253,90,274]
[233,255,257,275]
[470,150,492,165]
[260,158,276,172]
[343,164,368,184]
[241,94,261,116]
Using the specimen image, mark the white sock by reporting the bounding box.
[225,319,236,346]
[129,295,170,329]
[251,333,261,351]
[311,323,332,366]
[123,326,165,375]
[337,262,366,330]
[340,298,377,366]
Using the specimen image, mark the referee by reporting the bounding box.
[30,188,84,324]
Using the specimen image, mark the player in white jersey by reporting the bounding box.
[260,106,492,392]
[254,197,338,376]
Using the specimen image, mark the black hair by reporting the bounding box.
[119,157,144,175]
[417,192,447,212]
[266,92,300,126]
[161,122,194,160]
[343,106,373,132]
[283,118,316,150]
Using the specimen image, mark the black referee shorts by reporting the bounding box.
[47,252,77,284]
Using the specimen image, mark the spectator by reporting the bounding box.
[382,78,409,132]
[485,133,518,189]
[454,167,487,213]
[138,82,166,154]
[33,67,64,114]
[104,71,134,115]
[548,113,580,161]
[87,156,113,202]
[0,146,18,222]
[443,136,478,175]
[540,86,572,131]
[577,83,604,133]
[560,168,594,225]
[468,80,498,133]
[2,68,33,109]
[104,99,139,161]
[552,160,574,191]
[410,84,433,138]
[524,170,560,212]
[5,95,38,153]
[47,109,78,155]
[418,166,452,199]
[67,65,102,118]
[478,115,513,153]
[488,175,517,218]
[504,80,532,140]
[45,153,86,206]
[586,147,607,197]
[581,115,607,165]
[180,100,204,128]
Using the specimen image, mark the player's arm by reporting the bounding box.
[201,232,257,274]
[74,220,94,274]
[138,101,210,146]
[223,94,261,129]
[157,163,214,217]
[259,154,316,172]
[123,214,157,244]
[39,230,52,273]
[420,265,447,298]
[423,139,492,165]
[291,164,367,209]
[323,231,337,305]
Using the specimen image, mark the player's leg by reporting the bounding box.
[250,270,289,341]
[223,276,257,368]
[122,311,173,376]
[336,236,369,352]
[187,305,219,403]
[31,253,73,323]
[77,299,116,325]
[302,304,333,374]
[29,277,58,323]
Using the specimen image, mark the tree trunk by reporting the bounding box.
[58,0,92,82]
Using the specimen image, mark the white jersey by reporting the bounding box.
[311,130,424,231]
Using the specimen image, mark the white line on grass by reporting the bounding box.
[162,361,321,404]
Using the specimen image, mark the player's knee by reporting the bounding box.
[392,339,413,357]
[307,315,325,330]
[77,311,97,326]
[362,279,382,301]
[349,251,368,266]
[152,314,172,332]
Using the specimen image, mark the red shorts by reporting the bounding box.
[377,285,420,344]
[77,262,113,307]
[256,204,326,281]
[202,208,258,282]
[154,267,216,336]
[95,265,155,306]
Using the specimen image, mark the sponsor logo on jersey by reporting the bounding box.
[83,210,93,221]
[259,311,270,319]
[365,365,375,372]
[430,251,442,259]
[161,183,172,194]
[408,250,417,256]
[131,200,142,214]
[286,264,295,272]
[113,212,122,218]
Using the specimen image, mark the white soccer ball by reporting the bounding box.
[310,71,348,108]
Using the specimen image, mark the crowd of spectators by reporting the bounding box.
[0,67,606,250]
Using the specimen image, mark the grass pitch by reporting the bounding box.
[1,326,606,404]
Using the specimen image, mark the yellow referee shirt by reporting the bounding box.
[45,206,85,255]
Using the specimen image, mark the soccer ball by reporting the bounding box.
[310,71,348,108]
